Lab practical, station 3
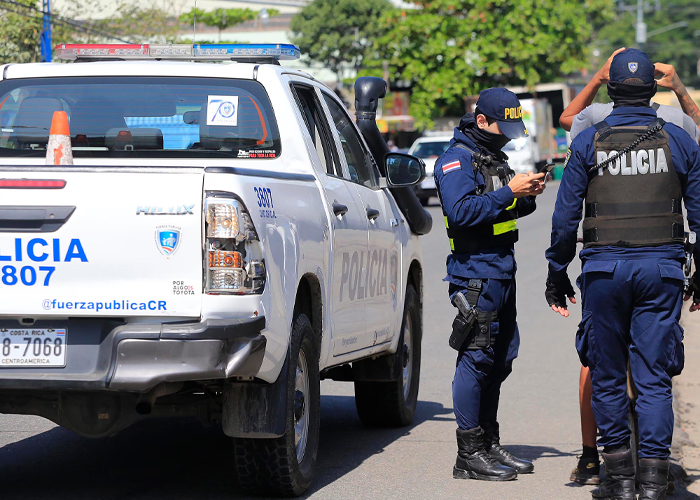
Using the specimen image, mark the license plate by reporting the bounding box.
[0,328,66,367]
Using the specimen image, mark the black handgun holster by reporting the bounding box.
[451,280,498,351]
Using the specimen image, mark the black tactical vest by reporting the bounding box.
[441,144,520,253]
[583,118,684,248]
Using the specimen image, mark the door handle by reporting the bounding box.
[366,207,380,221]
[332,202,348,217]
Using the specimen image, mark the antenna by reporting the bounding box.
[192,0,197,45]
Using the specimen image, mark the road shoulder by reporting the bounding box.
[676,309,700,496]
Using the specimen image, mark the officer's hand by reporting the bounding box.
[654,62,683,92]
[527,171,546,195]
[508,172,545,198]
[684,271,700,312]
[595,47,626,84]
[545,276,577,317]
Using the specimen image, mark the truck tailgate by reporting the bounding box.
[0,169,204,317]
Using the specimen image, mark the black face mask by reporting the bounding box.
[607,81,657,108]
[463,120,511,154]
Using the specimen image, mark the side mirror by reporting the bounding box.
[385,153,425,187]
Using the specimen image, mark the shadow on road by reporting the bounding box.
[0,396,452,500]
[504,444,575,463]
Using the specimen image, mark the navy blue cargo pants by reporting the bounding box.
[577,258,685,459]
[450,278,520,431]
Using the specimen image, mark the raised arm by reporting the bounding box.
[655,62,700,144]
[560,48,626,131]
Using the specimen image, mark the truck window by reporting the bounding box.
[321,93,378,189]
[291,84,342,178]
[0,77,280,159]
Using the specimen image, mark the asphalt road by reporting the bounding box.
[0,182,594,500]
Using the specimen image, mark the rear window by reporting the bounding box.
[0,76,281,159]
[412,141,450,158]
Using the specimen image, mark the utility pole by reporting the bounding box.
[40,0,52,62]
[635,0,647,46]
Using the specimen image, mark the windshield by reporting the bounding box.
[0,76,280,159]
[412,140,450,158]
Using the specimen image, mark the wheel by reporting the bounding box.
[234,314,320,497]
[354,284,421,427]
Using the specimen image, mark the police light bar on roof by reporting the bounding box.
[54,43,301,61]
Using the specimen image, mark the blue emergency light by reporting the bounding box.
[55,43,301,62]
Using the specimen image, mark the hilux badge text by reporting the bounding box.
[136,205,195,215]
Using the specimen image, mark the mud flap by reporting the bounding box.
[222,356,288,438]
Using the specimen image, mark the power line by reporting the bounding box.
[0,0,132,43]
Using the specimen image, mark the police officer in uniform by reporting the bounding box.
[434,88,545,481]
[546,49,700,500]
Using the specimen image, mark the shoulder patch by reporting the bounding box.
[563,148,572,168]
[442,159,461,174]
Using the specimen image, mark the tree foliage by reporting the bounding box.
[290,0,392,81]
[0,0,43,63]
[0,0,183,63]
[596,0,700,89]
[365,0,615,128]
[180,7,278,42]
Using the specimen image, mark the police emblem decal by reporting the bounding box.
[155,226,181,257]
[628,62,639,74]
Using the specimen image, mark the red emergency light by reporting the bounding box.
[0,179,67,189]
[55,44,149,59]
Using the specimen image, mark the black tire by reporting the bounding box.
[354,284,421,427]
[234,314,321,497]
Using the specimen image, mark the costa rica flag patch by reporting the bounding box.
[442,160,461,174]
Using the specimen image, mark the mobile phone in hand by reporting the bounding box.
[537,163,555,182]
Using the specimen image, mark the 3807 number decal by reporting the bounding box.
[254,187,277,219]
[1,265,55,286]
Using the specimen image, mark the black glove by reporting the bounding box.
[686,271,700,305]
[545,275,576,308]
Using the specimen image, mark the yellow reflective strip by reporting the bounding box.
[444,216,449,229]
[450,238,455,251]
[493,220,517,235]
[506,198,517,210]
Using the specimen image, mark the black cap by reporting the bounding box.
[475,87,528,139]
[609,48,655,85]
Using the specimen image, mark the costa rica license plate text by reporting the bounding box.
[0,329,66,367]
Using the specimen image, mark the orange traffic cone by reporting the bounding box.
[45,111,73,165]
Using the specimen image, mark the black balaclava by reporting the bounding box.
[461,112,511,155]
[607,80,657,108]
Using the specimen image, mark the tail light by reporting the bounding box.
[205,193,265,294]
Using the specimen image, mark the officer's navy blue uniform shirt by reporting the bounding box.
[435,126,537,282]
[547,106,700,277]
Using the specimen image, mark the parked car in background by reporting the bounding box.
[407,135,451,205]
[504,137,536,174]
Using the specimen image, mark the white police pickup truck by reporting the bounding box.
[0,43,431,496]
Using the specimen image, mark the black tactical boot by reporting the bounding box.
[591,448,636,500]
[482,423,534,474]
[638,458,669,500]
[454,427,518,481]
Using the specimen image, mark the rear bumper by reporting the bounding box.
[0,316,266,392]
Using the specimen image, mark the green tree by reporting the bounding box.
[0,0,182,63]
[595,0,700,89]
[366,0,614,128]
[0,0,43,63]
[291,0,392,82]
[180,7,278,43]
